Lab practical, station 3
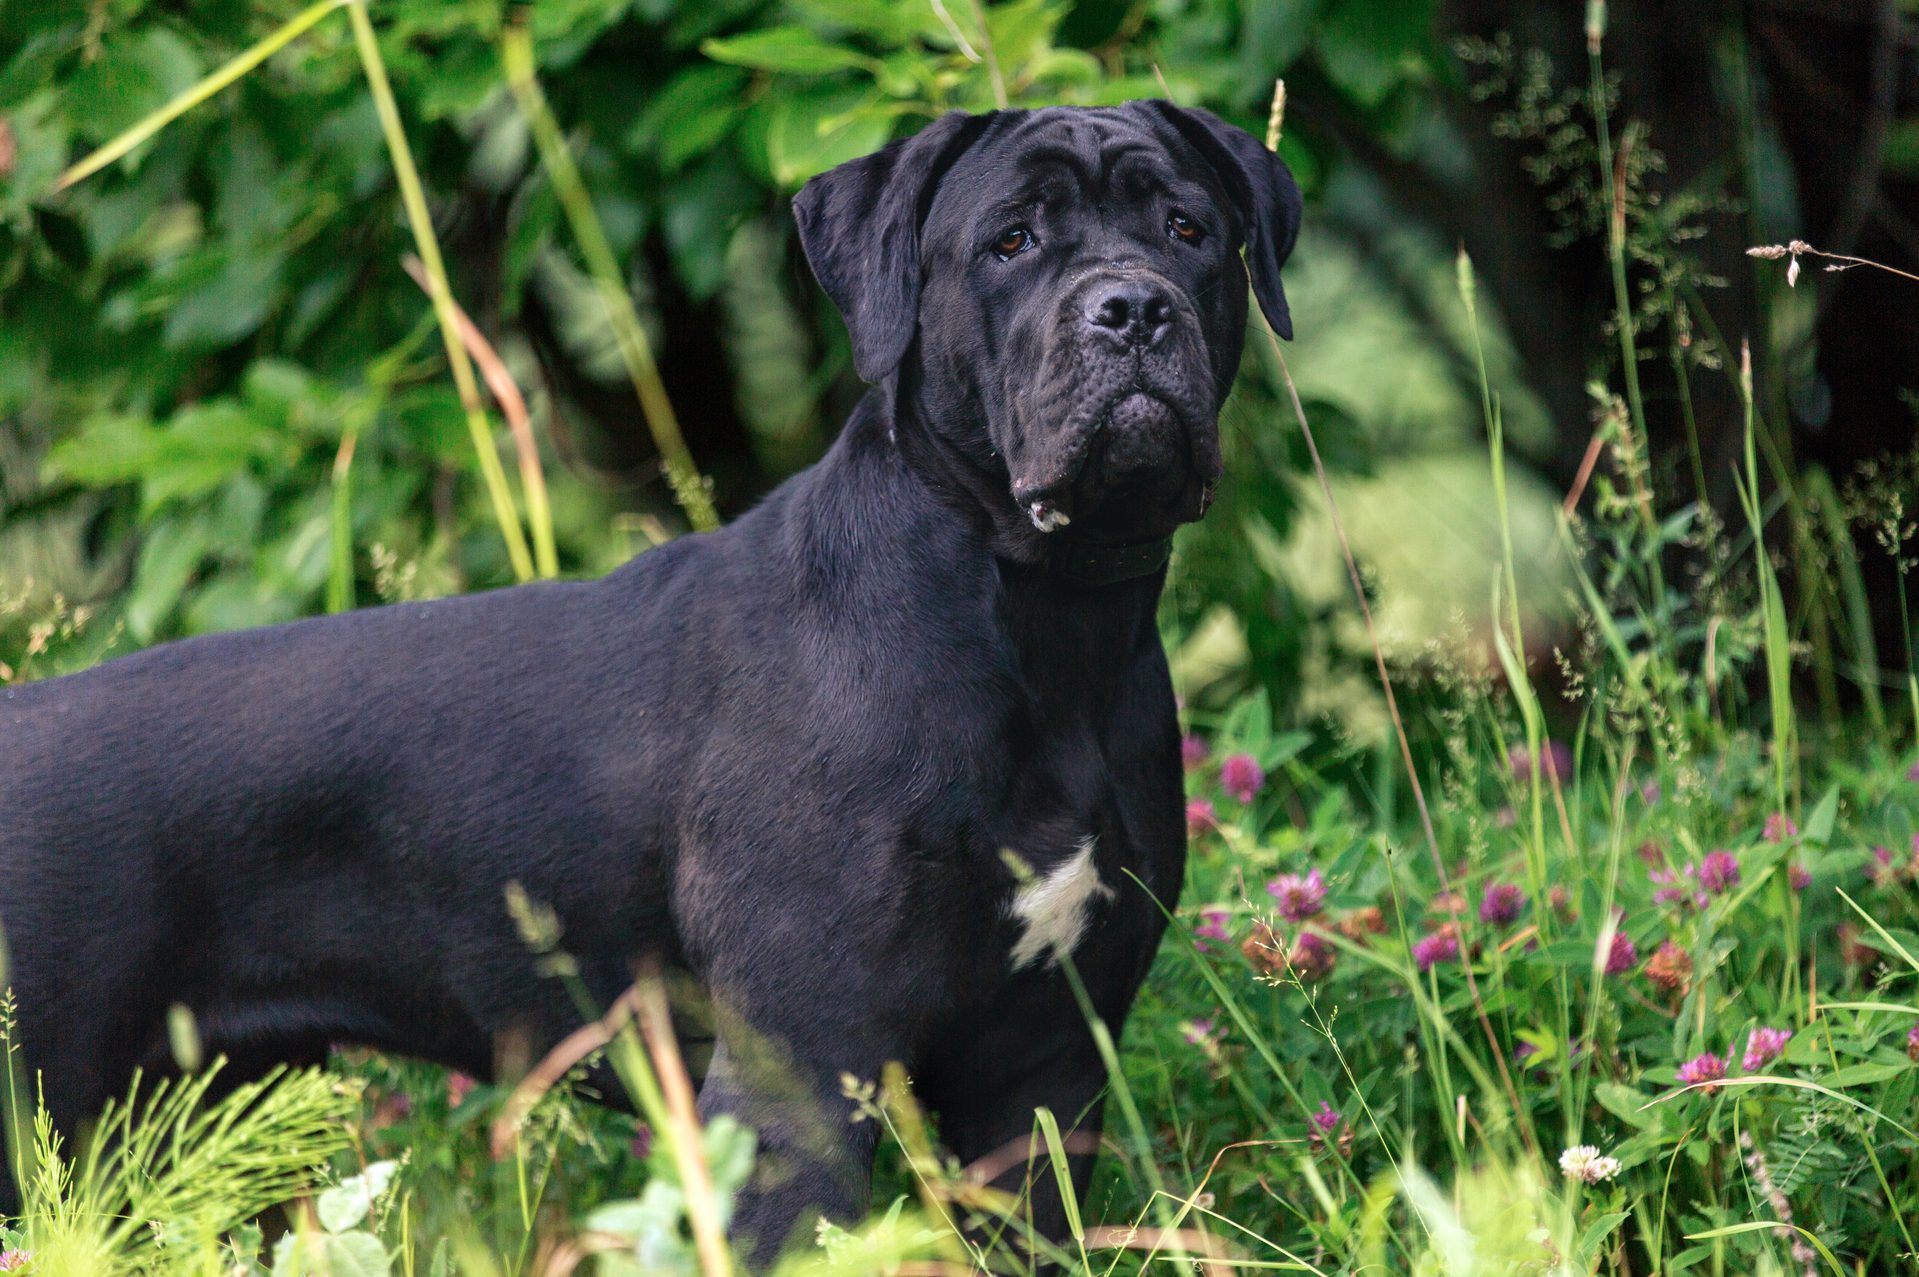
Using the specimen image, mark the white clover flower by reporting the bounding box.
[1558,1144,1622,1184]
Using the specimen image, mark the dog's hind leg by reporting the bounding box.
[0,982,124,1218]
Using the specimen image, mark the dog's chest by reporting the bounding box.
[1003,837,1115,971]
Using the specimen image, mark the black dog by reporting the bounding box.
[0,100,1298,1258]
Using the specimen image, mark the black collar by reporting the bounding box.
[1050,529,1174,587]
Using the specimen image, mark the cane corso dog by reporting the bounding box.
[0,100,1299,1257]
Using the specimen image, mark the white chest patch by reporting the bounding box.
[1007,838,1115,971]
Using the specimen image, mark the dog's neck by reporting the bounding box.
[863,388,1169,705]
[885,380,1047,564]
[882,383,1174,587]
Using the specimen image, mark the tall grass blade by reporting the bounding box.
[328,427,359,613]
[348,0,538,582]
[53,0,350,192]
[1685,1221,1847,1277]
[501,24,719,534]
[402,256,559,578]
[1735,342,1796,810]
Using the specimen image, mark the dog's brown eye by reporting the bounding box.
[1167,212,1201,242]
[993,226,1034,259]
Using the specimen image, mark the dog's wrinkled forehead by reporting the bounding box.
[791,101,1299,382]
[926,108,1223,237]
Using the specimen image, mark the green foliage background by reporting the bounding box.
[0,0,1564,727]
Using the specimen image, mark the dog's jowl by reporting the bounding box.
[0,101,1299,1260]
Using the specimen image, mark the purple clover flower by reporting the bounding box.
[1605,931,1638,976]
[1412,927,1460,972]
[1266,867,1327,923]
[1287,930,1336,980]
[1193,907,1230,951]
[1478,882,1526,927]
[1650,864,1706,909]
[1185,798,1217,838]
[1676,1051,1727,1092]
[1181,734,1209,770]
[1789,864,1812,891]
[1871,844,1898,886]
[1508,740,1573,783]
[1764,813,1798,843]
[1220,753,1265,803]
[1700,850,1740,895]
[1742,1026,1791,1071]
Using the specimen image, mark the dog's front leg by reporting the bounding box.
[926,1040,1108,1266]
[695,1027,885,1266]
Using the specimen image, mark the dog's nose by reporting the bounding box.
[1086,282,1173,349]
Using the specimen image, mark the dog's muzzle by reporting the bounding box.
[1012,274,1221,537]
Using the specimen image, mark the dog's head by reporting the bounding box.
[794,102,1300,550]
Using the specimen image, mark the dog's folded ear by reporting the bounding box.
[793,110,998,382]
[1137,101,1302,340]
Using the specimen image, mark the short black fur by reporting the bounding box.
[0,100,1299,1261]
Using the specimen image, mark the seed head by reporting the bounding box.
[1645,940,1692,994]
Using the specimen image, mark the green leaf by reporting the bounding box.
[271,1229,392,1277]
[630,65,749,171]
[1823,1061,1910,1088]
[1576,1212,1628,1264]
[161,247,285,348]
[1594,1082,1656,1130]
[701,1114,757,1195]
[1220,686,1275,756]
[1314,0,1435,109]
[787,0,930,41]
[1886,118,1919,178]
[1666,1243,1713,1272]
[1026,47,1102,89]
[66,26,206,148]
[983,0,1067,76]
[1685,1222,1847,1277]
[1237,0,1323,95]
[138,400,276,515]
[316,1159,398,1233]
[45,412,161,487]
[764,89,896,187]
[1034,1107,1084,1242]
[1802,784,1839,844]
[124,515,212,642]
[701,26,876,75]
